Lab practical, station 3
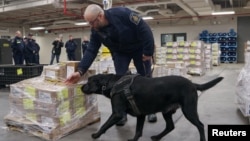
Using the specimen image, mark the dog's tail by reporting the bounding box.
[194,77,224,91]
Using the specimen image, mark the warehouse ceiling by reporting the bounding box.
[0,0,250,31]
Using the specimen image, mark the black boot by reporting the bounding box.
[147,114,157,123]
[116,114,127,126]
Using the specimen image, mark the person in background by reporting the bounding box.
[33,39,40,64]
[24,33,36,65]
[81,36,89,57]
[23,36,28,64]
[50,37,64,65]
[11,30,25,65]
[65,35,77,61]
[65,4,157,125]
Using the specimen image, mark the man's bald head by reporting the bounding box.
[15,30,22,37]
[84,4,103,22]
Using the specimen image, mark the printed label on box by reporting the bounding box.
[74,96,85,108]
[58,101,70,114]
[67,66,75,78]
[75,107,85,117]
[38,91,52,103]
[60,112,71,126]
[75,86,83,96]
[11,87,23,98]
[45,70,56,78]
[61,88,69,99]
[24,86,36,98]
[23,99,34,110]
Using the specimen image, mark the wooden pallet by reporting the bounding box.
[5,108,100,141]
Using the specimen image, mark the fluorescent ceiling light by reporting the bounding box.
[74,22,88,26]
[142,16,154,20]
[30,27,45,30]
[211,11,235,15]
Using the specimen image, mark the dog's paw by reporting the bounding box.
[151,136,160,141]
[91,133,100,139]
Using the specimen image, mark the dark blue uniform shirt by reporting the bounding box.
[65,40,77,53]
[78,7,154,73]
[11,36,24,55]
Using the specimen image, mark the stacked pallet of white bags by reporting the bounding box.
[236,44,250,122]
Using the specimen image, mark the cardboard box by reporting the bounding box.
[36,87,72,103]
[60,61,80,78]
[166,62,184,68]
[44,64,67,82]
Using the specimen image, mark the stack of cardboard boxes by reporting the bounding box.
[164,41,206,76]
[204,43,213,70]
[211,43,221,66]
[186,41,206,76]
[4,61,99,141]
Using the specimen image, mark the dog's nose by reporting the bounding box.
[81,84,89,93]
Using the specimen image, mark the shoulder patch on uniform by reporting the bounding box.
[129,13,141,25]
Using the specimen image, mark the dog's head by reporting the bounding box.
[82,74,121,97]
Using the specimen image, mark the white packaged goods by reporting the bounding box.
[152,63,187,77]
[236,94,250,117]
[236,51,250,117]
[211,43,221,66]
[155,47,167,65]
[163,40,206,76]
[204,44,212,70]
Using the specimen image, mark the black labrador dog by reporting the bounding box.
[82,74,223,141]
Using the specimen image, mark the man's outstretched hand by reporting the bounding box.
[64,72,81,85]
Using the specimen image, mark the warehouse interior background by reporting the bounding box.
[1,1,250,141]
[0,0,250,64]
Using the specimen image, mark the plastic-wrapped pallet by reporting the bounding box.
[166,42,178,63]
[186,41,206,76]
[211,43,221,66]
[152,63,189,79]
[236,51,250,117]
[177,41,190,66]
[244,41,250,63]
[204,43,213,70]
[155,47,167,65]
[4,72,100,141]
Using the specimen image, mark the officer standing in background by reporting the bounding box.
[11,30,25,65]
[50,37,64,65]
[33,39,40,64]
[24,33,36,65]
[65,35,77,61]
[65,4,157,125]
[81,36,89,57]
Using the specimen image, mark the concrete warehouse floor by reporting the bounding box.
[0,63,249,141]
